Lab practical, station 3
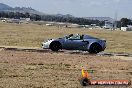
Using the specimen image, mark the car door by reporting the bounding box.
[64,35,88,50]
[63,38,76,50]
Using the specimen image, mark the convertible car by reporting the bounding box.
[42,34,106,53]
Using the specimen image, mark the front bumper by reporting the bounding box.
[42,43,49,49]
[102,42,106,51]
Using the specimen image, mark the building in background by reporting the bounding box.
[103,21,114,29]
[121,25,132,31]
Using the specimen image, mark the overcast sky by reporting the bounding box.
[0,0,132,19]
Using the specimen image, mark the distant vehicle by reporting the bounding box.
[42,34,106,53]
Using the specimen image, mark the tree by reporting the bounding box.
[8,12,15,18]
[120,18,132,27]
[25,12,30,18]
[116,21,121,28]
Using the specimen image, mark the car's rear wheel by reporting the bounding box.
[89,43,102,54]
[49,41,62,51]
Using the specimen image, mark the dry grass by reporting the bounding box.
[0,22,132,53]
[0,50,132,88]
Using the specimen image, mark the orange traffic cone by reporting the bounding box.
[81,68,89,78]
[80,68,91,86]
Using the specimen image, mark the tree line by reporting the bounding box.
[0,11,132,27]
[0,11,104,26]
[117,18,132,27]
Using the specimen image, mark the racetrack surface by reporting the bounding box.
[0,49,132,88]
[1,46,132,57]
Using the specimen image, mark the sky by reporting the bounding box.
[0,0,132,19]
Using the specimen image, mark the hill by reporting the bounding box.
[0,3,43,15]
[0,3,12,10]
[84,17,114,22]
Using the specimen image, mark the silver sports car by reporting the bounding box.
[42,34,106,53]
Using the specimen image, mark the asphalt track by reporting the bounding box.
[0,47,132,57]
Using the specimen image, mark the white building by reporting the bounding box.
[121,26,132,31]
[103,21,114,29]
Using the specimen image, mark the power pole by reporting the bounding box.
[113,11,118,30]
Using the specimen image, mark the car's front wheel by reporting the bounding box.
[89,43,102,54]
[49,41,62,51]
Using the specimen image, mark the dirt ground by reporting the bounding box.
[0,50,131,88]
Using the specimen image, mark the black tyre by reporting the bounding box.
[89,43,102,54]
[50,41,62,51]
[80,77,90,86]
